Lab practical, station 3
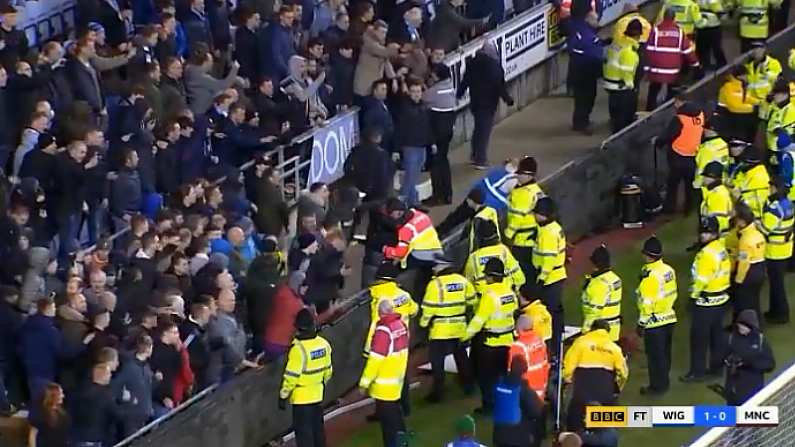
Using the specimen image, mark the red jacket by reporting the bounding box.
[173,345,194,405]
[263,284,305,347]
[370,313,409,355]
[643,19,699,84]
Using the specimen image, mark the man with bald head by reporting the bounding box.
[226,226,252,278]
[206,289,259,382]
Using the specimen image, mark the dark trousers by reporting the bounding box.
[695,27,727,70]
[767,259,790,321]
[688,303,728,376]
[542,281,564,363]
[732,263,765,320]
[511,246,536,286]
[771,0,790,34]
[293,403,326,447]
[740,38,765,54]
[647,82,676,111]
[476,344,508,409]
[471,107,497,165]
[566,369,617,432]
[375,399,405,447]
[607,89,637,134]
[664,151,696,214]
[430,111,455,202]
[120,414,149,439]
[571,73,598,130]
[428,338,473,398]
[644,324,674,392]
[0,364,9,412]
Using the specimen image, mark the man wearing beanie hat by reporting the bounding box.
[759,176,794,324]
[733,144,770,220]
[446,415,486,447]
[506,156,545,284]
[465,220,525,294]
[681,216,731,382]
[531,197,567,363]
[696,161,733,243]
[636,236,678,395]
[279,309,333,447]
[288,233,319,273]
[602,18,642,133]
[581,245,623,341]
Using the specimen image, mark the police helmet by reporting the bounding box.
[483,258,506,278]
[699,216,720,234]
[375,262,400,281]
[701,161,724,180]
[517,156,538,175]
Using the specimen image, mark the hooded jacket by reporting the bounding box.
[245,255,282,340]
[19,247,50,313]
[724,309,775,405]
[19,313,81,381]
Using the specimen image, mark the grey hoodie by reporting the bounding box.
[19,247,50,313]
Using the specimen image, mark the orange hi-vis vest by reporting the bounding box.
[507,329,550,399]
[672,112,705,156]
[559,0,597,19]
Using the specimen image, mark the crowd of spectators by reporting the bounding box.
[0,0,532,443]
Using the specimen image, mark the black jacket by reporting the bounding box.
[53,153,87,219]
[343,141,394,199]
[457,52,512,111]
[159,76,189,119]
[155,143,181,195]
[183,10,213,53]
[110,167,143,217]
[71,381,123,444]
[207,0,232,49]
[252,91,288,136]
[179,318,215,390]
[0,87,12,147]
[723,311,775,405]
[395,97,433,147]
[361,96,394,149]
[0,300,24,364]
[20,150,58,194]
[304,242,345,306]
[0,26,29,70]
[150,340,182,402]
[365,205,399,253]
[66,57,105,114]
[235,27,261,82]
[329,53,356,108]
[96,0,129,47]
[112,352,154,420]
[246,172,289,236]
[244,257,281,338]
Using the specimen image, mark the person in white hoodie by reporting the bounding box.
[12,111,50,178]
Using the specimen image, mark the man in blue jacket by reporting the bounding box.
[261,6,297,81]
[568,10,605,135]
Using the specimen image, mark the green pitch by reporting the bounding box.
[338,217,795,446]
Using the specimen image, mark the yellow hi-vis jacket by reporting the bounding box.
[693,137,729,188]
[420,273,476,340]
[636,259,678,329]
[505,182,545,247]
[465,243,526,289]
[612,12,652,43]
[718,76,758,114]
[745,56,782,103]
[359,314,409,401]
[700,184,734,236]
[766,101,795,151]
[657,0,705,35]
[739,0,782,39]
[602,39,640,91]
[697,0,725,28]
[470,205,501,252]
[279,335,333,404]
[691,238,732,306]
[737,164,771,220]
[463,279,517,347]
[734,223,766,283]
[759,197,795,260]
[533,221,567,286]
[520,299,553,342]
[364,281,418,356]
[581,270,623,341]
[563,329,629,390]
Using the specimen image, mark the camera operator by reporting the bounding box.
[720,310,775,405]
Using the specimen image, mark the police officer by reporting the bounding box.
[436,189,500,252]
[279,309,333,447]
[721,310,775,405]
[505,156,545,283]
[766,80,795,154]
[462,258,518,413]
[636,236,678,395]
[465,221,526,292]
[681,216,731,382]
[420,260,477,402]
[360,300,410,447]
[581,245,623,341]
[699,161,734,238]
[693,126,729,193]
[695,0,727,70]
[518,284,553,347]
[745,43,782,110]
[732,203,767,320]
[732,145,770,220]
[759,176,794,324]
[602,19,642,133]
[718,66,759,142]
[737,0,782,52]
[562,319,628,432]
[532,197,567,362]
[657,0,705,39]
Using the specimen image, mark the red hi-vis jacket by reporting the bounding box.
[643,19,699,84]
[383,209,444,267]
[508,329,550,399]
[359,313,410,401]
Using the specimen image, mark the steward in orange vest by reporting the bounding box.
[656,96,705,214]
[507,315,550,399]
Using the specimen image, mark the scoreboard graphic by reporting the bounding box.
[585,406,779,428]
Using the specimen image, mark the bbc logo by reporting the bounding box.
[586,406,653,428]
